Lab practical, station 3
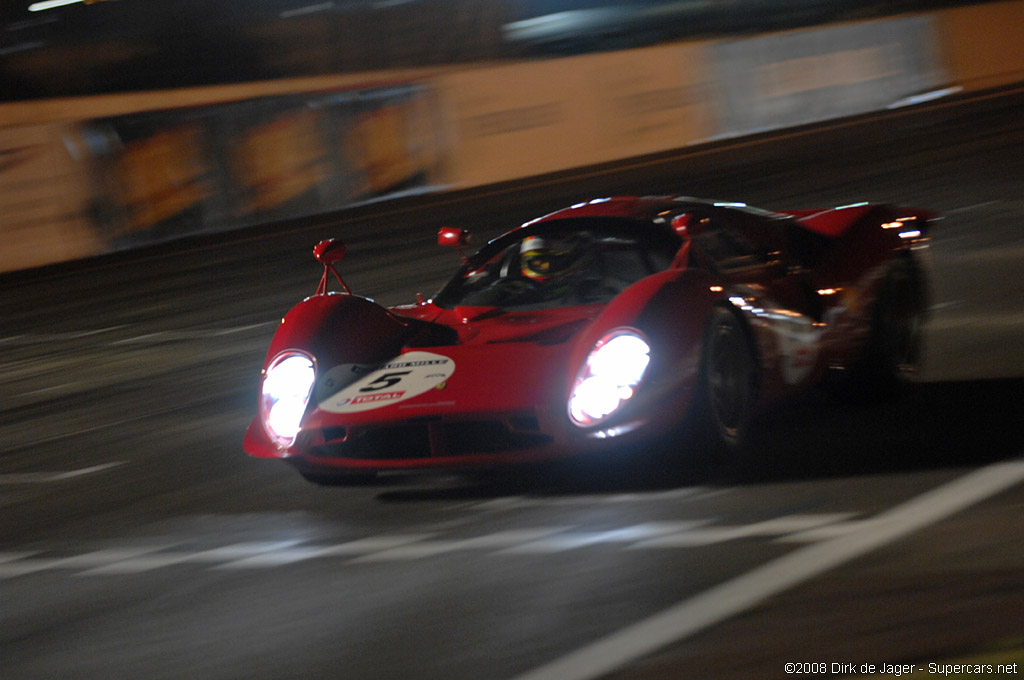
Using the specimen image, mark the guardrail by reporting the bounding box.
[1,1,1022,274]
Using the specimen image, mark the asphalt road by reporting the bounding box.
[1,87,1023,680]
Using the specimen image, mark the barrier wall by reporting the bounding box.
[435,42,715,187]
[934,1,1024,91]
[710,15,944,136]
[0,124,101,271]
[1,1,1022,274]
[78,83,444,250]
[0,81,445,269]
[435,13,947,190]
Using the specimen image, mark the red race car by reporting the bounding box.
[244,196,936,483]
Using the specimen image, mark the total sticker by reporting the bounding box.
[319,351,455,413]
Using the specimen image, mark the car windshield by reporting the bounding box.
[434,218,680,311]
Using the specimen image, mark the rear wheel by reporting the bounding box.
[871,258,926,380]
[833,256,926,399]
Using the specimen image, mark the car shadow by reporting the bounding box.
[372,377,1024,502]
[745,376,1024,482]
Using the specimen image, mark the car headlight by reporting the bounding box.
[568,329,650,427]
[260,351,316,448]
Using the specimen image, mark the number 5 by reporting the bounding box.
[359,371,411,392]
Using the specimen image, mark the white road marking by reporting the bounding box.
[314,534,439,556]
[81,555,198,575]
[51,462,126,480]
[225,534,443,568]
[349,528,569,563]
[351,539,489,562]
[0,559,70,579]
[56,547,173,568]
[0,462,125,484]
[468,487,723,512]
[2,477,1010,585]
[775,518,878,543]
[214,546,343,569]
[0,547,169,579]
[509,458,1024,680]
[502,522,710,554]
[84,541,303,575]
[0,515,864,579]
[633,514,856,548]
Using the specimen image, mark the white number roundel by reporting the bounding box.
[318,351,455,413]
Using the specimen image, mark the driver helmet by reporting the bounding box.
[520,234,586,282]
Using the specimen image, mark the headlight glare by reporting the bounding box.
[569,330,650,426]
[260,352,315,447]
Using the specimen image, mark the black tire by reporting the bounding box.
[694,307,760,458]
[871,257,926,380]
[833,256,926,400]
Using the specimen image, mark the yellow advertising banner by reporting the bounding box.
[115,125,210,232]
[0,123,101,272]
[346,94,436,195]
[231,108,327,214]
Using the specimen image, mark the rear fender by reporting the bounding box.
[833,205,937,301]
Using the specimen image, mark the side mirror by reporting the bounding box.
[438,227,471,263]
[313,239,351,295]
[314,238,347,265]
[671,214,692,236]
[438,227,471,248]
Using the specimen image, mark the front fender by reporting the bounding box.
[247,294,416,459]
[570,270,717,375]
[264,293,412,368]
[564,270,720,435]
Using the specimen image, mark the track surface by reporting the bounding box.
[2,89,1024,680]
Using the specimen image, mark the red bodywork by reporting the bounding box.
[244,196,936,473]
